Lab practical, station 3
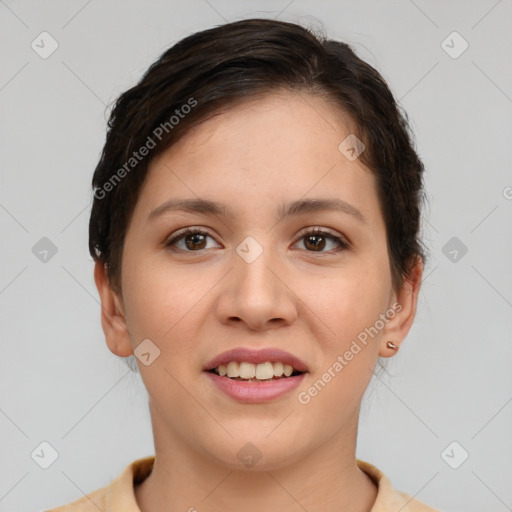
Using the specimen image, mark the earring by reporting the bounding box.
[386,341,398,351]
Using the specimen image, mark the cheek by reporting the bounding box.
[120,251,230,374]
[120,259,207,400]
[120,253,198,343]
[320,266,390,340]
[300,276,386,420]
[306,262,390,403]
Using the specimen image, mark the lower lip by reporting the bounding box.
[204,371,307,403]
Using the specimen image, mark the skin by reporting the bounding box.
[94,90,423,512]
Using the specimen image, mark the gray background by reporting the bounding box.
[1,1,511,511]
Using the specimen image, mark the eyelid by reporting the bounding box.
[295,225,351,246]
[164,225,351,252]
[164,226,220,247]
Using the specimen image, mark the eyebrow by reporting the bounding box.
[147,197,368,225]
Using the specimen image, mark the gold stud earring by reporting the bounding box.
[386,341,398,350]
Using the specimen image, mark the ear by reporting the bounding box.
[94,261,134,357]
[379,256,424,357]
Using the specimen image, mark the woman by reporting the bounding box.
[48,18,437,512]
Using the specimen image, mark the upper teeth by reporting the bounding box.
[215,361,295,379]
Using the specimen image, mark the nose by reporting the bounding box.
[214,241,298,332]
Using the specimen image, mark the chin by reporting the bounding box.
[204,435,306,472]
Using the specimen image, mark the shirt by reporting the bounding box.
[46,456,440,511]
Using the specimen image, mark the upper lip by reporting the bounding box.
[203,347,309,373]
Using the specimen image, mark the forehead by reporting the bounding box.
[163,90,358,163]
[135,91,381,228]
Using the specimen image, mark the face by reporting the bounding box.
[96,90,421,471]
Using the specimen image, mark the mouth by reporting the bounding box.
[203,349,308,403]
[203,347,309,383]
[206,361,304,382]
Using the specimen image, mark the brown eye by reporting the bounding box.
[165,228,217,252]
[165,227,349,254]
[183,232,207,250]
[303,233,327,251]
[297,228,349,253]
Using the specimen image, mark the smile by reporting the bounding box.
[209,361,303,381]
[204,370,306,403]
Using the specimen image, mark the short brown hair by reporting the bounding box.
[89,18,428,294]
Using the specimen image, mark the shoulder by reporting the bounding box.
[356,459,441,512]
[394,490,442,512]
[45,456,155,512]
[45,485,109,511]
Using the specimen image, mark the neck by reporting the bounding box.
[135,404,377,512]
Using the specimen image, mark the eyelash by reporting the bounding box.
[164,226,350,254]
